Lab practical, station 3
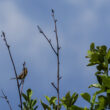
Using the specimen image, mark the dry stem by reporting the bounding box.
[0,90,13,110]
[37,9,61,110]
[1,32,23,110]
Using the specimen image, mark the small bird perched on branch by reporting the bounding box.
[11,67,28,80]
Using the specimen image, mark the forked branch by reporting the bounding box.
[37,9,61,110]
[37,25,57,55]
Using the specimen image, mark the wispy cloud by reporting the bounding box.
[0,1,35,42]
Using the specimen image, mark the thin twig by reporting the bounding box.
[20,80,24,95]
[37,25,57,55]
[1,32,23,110]
[0,90,13,110]
[51,82,58,92]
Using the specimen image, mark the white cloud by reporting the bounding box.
[0,0,64,52]
[0,1,48,60]
[0,1,36,42]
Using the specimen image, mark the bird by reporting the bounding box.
[11,67,28,80]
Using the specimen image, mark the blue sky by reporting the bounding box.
[0,0,110,109]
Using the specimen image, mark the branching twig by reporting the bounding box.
[1,32,23,110]
[51,9,60,109]
[0,90,13,110]
[37,25,57,55]
[37,9,61,110]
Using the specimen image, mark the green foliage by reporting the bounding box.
[60,91,78,109]
[22,89,38,110]
[95,95,107,110]
[40,92,87,110]
[41,96,60,110]
[84,42,110,109]
[60,92,86,110]
[86,43,110,73]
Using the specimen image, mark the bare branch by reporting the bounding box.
[51,9,60,110]
[37,9,61,110]
[51,82,58,92]
[20,80,24,94]
[1,90,13,110]
[1,32,23,110]
[37,25,57,55]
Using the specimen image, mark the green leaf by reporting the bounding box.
[88,83,102,88]
[41,100,51,110]
[107,89,110,93]
[45,96,50,102]
[23,102,27,109]
[89,53,100,64]
[22,93,28,101]
[96,74,103,85]
[87,62,97,66]
[91,89,105,105]
[103,57,108,69]
[100,45,107,55]
[27,89,32,100]
[96,64,103,71]
[65,91,71,99]
[96,95,107,110]
[86,50,93,58]
[106,49,110,59]
[49,96,57,105]
[95,71,102,75]
[90,42,95,51]
[80,93,91,103]
[71,105,84,110]
[84,107,88,110]
[32,99,37,106]
[101,45,107,50]
[99,75,110,88]
[71,93,78,105]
